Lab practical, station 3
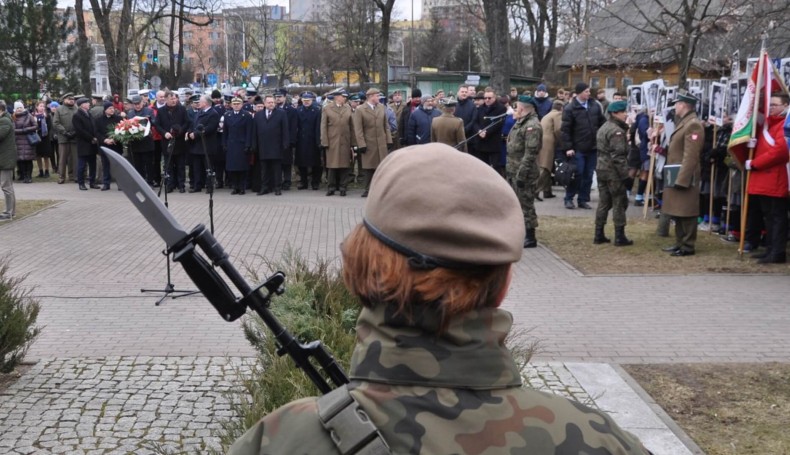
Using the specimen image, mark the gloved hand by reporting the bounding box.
[387,143,393,152]
[747,138,757,148]
[745,159,753,170]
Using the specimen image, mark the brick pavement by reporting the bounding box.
[4,182,788,363]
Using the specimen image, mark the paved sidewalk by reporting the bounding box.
[3,181,787,453]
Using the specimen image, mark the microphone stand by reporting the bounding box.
[454,116,506,151]
[196,125,216,234]
[141,138,199,305]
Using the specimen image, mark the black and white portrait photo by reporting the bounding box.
[709,82,726,127]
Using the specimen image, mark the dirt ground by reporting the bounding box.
[0,364,32,395]
[539,216,790,275]
[625,363,790,455]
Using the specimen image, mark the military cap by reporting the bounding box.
[670,92,698,107]
[60,92,74,101]
[366,87,381,97]
[334,89,348,98]
[246,88,258,96]
[223,93,234,102]
[75,97,90,106]
[74,94,86,99]
[517,95,538,109]
[349,93,361,102]
[91,94,104,100]
[607,100,628,112]
[129,95,142,104]
[301,91,316,99]
[231,97,243,103]
[474,91,485,100]
[138,89,150,98]
[274,88,287,96]
[440,97,457,108]
[364,143,524,268]
[188,94,200,103]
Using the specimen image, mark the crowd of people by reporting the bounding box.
[1,82,788,264]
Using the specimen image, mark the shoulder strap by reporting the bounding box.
[316,385,391,455]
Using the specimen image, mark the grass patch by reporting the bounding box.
[0,200,59,224]
[539,216,790,275]
[624,363,790,455]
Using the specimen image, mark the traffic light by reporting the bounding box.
[241,76,247,88]
[152,50,158,63]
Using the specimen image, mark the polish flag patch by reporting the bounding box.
[689,133,699,141]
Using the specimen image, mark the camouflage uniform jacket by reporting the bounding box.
[229,304,650,455]
[506,112,542,178]
[595,118,630,181]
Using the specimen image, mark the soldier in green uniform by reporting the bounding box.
[506,95,543,248]
[228,143,651,455]
[594,100,634,246]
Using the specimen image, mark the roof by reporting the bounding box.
[556,0,790,72]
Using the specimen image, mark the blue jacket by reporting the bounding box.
[635,112,650,162]
[406,106,440,145]
[534,96,553,120]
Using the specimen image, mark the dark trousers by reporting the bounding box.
[747,194,788,258]
[212,156,226,186]
[298,166,323,188]
[132,151,154,183]
[328,168,349,191]
[98,150,112,185]
[152,140,163,184]
[77,155,97,185]
[260,159,282,192]
[565,151,597,204]
[164,153,186,190]
[191,154,209,190]
[229,171,247,191]
[672,216,698,252]
[282,147,294,188]
[362,168,375,190]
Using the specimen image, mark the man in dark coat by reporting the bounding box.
[397,88,422,146]
[476,88,507,174]
[454,85,476,140]
[560,82,606,209]
[294,92,322,190]
[72,97,98,190]
[94,101,123,190]
[253,94,289,195]
[126,95,157,185]
[186,94,220,193]
[154,91,189,193]
[222,97,254,195]
[275,88,298,190]
[211,89,227,189]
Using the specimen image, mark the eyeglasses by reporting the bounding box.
[484,96,494,100]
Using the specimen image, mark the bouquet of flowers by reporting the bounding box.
[108,116,151,145]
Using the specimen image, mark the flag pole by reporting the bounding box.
[738,33,768,257]
[708,125,717,234]
[725,168,733,236]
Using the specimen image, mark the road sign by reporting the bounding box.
[241,69,249,77]
[466,74,480,82]
[241,60,249,69]
[150,76,162,88]
[142,54,148,63]
[207,73,217,86]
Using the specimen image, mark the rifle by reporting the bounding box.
[102,148,349,394]
[454,112,508,151]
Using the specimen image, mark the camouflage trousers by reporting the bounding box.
[595,178,629,227]
[508,159,539,230]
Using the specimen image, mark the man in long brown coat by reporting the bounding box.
[320,90,354,196]
[430,98,466,152]
[387,90,406,150]
[661,93,704,256]
[352,87,392,197]
[537,100,564,199]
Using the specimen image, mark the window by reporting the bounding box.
[606,76,616,89]
[622,77,634,88]
[184,31,193,39]
[183,44,192,52]
[589,77,600,89]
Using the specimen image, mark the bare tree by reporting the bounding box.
[331,0,379,85]
[372,0,396,93]
[510,0,559,78]
[271,23,299,85]
[482,0,510,93]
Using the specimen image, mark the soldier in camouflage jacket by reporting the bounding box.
[229,144,651,455]
[506,95,543,248]
[594,100,633,246]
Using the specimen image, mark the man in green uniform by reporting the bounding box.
[506,95,543,248]
[228,143,651,455]
[662,93,704,256]
[594,100,633,246]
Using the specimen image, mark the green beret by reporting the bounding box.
[671,93,698,107]
[364,143,524,268]
[517,95,538,108]
[607,100,627,113]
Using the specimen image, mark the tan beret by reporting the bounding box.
[364,143,524,268]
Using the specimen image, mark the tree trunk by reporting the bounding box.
[483,0,510,93]
[374,0,395,93]
[74,0,93,96]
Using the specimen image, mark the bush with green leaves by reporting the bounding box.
[0,259,42,373]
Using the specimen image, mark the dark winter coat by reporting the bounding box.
[0,112,17,170]
[560,97,606,154]
[294,104,322,167]
[95,113,124,154]
[154,103,189,155]
[222,109,254,171]
[188,108,220,156]
[13,111,38,161]
[126,106,155,154]
[406,106,440,145]
[453,97,476,138]
[72,108,97,157]
[253,109,289,160]
[534,96,553,120]
[476,101,507,154]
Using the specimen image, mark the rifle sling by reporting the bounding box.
[317,385,391,455]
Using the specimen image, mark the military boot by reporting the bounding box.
[524,229,537,248]
[593,225,611,244]
[614,226,634,246]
